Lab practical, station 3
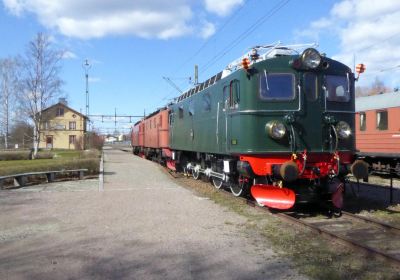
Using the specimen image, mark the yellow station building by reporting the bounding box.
[38,101,87,150]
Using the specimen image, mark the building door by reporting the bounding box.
[46,136,53,149]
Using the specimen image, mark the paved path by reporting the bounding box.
[0,147,306,280]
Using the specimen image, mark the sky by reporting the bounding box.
[1,0,399,134]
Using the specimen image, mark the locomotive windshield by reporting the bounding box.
[325,75,350,102]
[259,72,295,101]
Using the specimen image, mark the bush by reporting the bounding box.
[36,151,54,159]
[0,151,30,161]
[81,149,100,159]
[0,158,100,176]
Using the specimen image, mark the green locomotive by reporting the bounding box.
[166,44,368,210]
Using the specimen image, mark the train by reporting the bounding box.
[355,91,400,176]
[131,44,369,212]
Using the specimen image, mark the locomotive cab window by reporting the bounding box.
[359,112,366,131]
[325,75,350,102]
[376,110,388,130]
[259,72,295,100]
[304,73,318,101]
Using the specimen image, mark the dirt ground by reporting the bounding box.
[0,148,307,280]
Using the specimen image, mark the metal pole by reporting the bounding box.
[82,59,91,127]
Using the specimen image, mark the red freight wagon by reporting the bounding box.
[355,92,400,173]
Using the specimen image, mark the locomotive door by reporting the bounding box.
[218,83,229,153]
[220,80,239,153]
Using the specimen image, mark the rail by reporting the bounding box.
[0,169,88,188]
[165,170,400,267]
[345,175,399,205]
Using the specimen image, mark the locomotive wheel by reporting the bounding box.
[212,177,223,189]
[193,168,200,180]
[230,175,249,197]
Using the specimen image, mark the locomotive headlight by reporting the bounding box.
[336,121,352,139]
[301,48,322,69]
[266,121,286,139]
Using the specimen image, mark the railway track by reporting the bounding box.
[277,210,400,266]
[166,169,400,267]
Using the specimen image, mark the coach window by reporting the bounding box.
[304,73,317,101]
[376,110,388,130]
[359,112,366,131]
[325,75,350,102]
[259,72,295,100]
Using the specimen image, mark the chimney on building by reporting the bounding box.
[59,98,68,106]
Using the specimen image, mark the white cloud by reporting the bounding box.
[297,0,400,88]
[62,50,77,59]
[204,0,243,17]
[199,21,215,39]
[2,0,194,39]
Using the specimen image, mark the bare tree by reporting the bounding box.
[9,121,34,149]
[0,57,20,149]
[19,33,64,157]
[368,77,391,95]
[355,77,392,97]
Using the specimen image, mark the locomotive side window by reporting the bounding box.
[304,73,318,101]
[202,92,211,112]
[223,85,229,109]
[376,110,388,130]
[179,105,184,119]
[259,72,295,100]
[230,80,240,109]
[169,112,174,125]
[325,75,350,102]
[359,112,366,131]
[189,100,195,116]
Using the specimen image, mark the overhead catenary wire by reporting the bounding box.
[200,0,291,75]
[173,0,251,73]
[160,0,251,103]
[158,0,291,108]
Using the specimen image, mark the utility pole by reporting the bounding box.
[82,59,91,127]
[114,108,117,135]
[194,64,198,85]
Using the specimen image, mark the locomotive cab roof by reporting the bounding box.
[173,42,350,104]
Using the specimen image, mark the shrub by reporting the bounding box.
[81,149,100,159]
[36,151,54,159]
[0,151,30,161]
[0,158,100,176]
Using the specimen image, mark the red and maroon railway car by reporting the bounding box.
[131,107,170,160]
[355,91,400,174]
[131,120,144,155]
